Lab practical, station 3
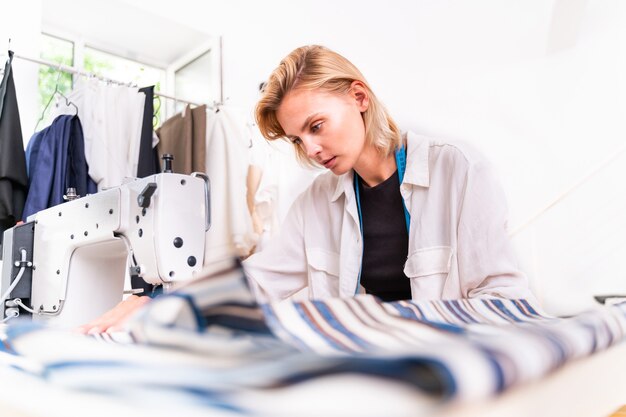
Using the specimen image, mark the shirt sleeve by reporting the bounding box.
[456,158,537,301]
[242,191,308,302]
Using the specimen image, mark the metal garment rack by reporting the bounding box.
[5,51,212,109]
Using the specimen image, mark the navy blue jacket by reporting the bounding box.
[23,115,97,220]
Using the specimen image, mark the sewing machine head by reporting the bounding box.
[1,172,210,328]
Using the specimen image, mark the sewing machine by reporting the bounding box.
[0,172,210,328]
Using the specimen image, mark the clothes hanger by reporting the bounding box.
[34,64,78,132]
[57,90,79,115]
[213,97,252,148]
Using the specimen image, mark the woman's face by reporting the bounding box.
[276,83,369,175]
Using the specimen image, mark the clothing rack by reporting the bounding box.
[5,51,212,109]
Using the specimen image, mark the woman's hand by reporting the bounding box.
[76,295,152,334]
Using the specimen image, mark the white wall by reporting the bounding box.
[1,0,43,144]
[5,0,626,315]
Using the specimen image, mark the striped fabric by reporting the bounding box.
[264,296,626,399]
[1,258,625,414]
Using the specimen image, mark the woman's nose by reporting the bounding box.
[301,137,322,159]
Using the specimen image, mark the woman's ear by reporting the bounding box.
[350,80,369,112]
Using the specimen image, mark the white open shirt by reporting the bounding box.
[244,132,535,302]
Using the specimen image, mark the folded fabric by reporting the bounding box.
[1,259,625,415]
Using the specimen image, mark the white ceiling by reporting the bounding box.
[42,0,214,68]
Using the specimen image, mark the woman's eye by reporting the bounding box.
[291,137,302,145]
[311,122,322,133]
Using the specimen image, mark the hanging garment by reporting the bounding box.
[203,106,256,262]
[245,135,320,242]
[25,131,43,176]
[156,105,193,173]
[136,86,160,178]
[246,128,279,253]
[0,51,28,242]
[52,78,145,189]
[95,82,145,188]
[191,105,207,173]
[243,129,321,255]
[22,115,96,220]
[156,104,207,174]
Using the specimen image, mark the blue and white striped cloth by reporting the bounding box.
[1,258,625,414]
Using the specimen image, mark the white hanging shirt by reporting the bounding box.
[52,78,145,189]
[203,106,256,262]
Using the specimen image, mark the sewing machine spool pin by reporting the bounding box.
[162,154,174,173]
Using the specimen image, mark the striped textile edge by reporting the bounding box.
[263,296,626,400]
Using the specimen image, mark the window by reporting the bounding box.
[83,46,165,89]
[36,31,207,130]
[174,50,213,113]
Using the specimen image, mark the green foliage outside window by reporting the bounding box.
[37,34,74,129]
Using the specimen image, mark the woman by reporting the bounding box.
[79,45,533,334]
[244,44,533,303]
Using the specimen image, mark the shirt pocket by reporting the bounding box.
[403,246,452,300]
[306,247,341,299]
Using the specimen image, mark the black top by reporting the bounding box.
[357,170,411,301]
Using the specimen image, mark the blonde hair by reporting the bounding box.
[255,45,402,165]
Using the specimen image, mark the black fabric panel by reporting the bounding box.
[0,52,28,244]
[137,86,160,178]
[134,86,157,293]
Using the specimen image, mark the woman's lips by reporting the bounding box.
[323,156,336,169]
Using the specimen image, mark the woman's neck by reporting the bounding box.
[353,145,397,187]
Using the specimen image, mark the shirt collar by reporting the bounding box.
[402,131,430,187]
[331,169,354,202]
[330,131,431,202]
